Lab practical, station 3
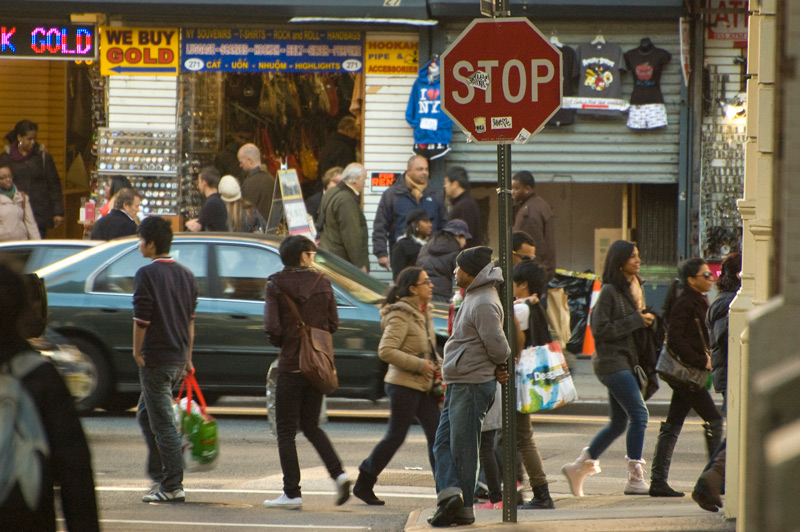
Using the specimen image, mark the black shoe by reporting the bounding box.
[519,483,555,509]
[649,480,684,497]
[353,483,385,505]
[428,494,464,527]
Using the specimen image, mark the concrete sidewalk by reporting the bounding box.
[404,495,735,531]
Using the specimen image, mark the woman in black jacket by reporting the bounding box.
[648,258,724,497]
[0,120,64,237]
[263,236,350,510]
[561,240,655,497]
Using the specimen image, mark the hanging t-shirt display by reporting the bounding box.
[547,44,579,126]
[406,58,453,159]
[624,44,671,105]
[576,41,626,115]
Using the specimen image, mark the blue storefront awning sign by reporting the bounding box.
[181,28,363,73]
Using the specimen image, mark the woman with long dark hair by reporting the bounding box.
[354,266,442,505]
[648,258,724,497]
[561,240,655,496]
[0,120,64,237]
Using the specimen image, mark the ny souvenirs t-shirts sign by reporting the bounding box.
[406,58,453,160]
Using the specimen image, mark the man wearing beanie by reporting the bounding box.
[430,246,510,527]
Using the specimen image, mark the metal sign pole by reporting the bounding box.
[498,142,517,523]
[491,0,517,523]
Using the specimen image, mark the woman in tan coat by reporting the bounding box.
[0,163,40,242]
[353,266,442,506]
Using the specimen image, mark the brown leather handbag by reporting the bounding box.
[282,294,338,394]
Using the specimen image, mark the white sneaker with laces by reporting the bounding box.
[142,488,185,503]
[263,493,302,510]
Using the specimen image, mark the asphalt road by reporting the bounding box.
[73,404,718,532]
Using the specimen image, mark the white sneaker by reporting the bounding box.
[335,473,351,506]
[263,493,302,510]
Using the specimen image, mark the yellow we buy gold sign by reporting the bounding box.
[100,27,179,75]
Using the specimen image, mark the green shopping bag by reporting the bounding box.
[175,372,219,472]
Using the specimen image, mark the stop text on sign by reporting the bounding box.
[452,59,555,104]
[0,22,95,59]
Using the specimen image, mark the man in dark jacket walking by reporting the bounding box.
[318,163,369,272]
[444,166,481,248]
[511,171,556,279]
[373,155,446,270]
[91,188,140,240]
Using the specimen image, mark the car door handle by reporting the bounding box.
[100,308,120,314]
[228,314,249,320]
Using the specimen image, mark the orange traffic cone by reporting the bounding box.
[580,280,602,358]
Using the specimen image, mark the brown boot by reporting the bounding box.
[692,447,725,511]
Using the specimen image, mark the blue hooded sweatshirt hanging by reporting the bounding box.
[406,58,453,160]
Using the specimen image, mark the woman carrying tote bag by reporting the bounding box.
[648,258,724,497]
[354,266,442,505]
[561,240,656,497]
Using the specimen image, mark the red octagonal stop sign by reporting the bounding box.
[441,18,562,144]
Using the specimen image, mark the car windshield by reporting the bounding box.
[313,250,387,304]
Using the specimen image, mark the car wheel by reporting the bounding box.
[62,335,113,415]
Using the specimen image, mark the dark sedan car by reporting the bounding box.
[37,234,449,412]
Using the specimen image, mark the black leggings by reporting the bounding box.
[665,383,722,427]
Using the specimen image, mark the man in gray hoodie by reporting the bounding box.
[429,246,511,527]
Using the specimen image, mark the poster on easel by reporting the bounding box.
[266,169,315,239]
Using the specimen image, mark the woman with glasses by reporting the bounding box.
[263,236,351,510]
[648,258,723,498]
[353,266,442,505]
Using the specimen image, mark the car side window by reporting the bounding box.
[92,244,209,296]
[216,244,282,301]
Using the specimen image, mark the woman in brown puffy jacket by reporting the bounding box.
[353,266,442,505]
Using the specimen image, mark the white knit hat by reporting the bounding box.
[219,175,241,202]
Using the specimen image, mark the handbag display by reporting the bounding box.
[516,341,578,413]
[655,318,710,392]
[282,293,339,395]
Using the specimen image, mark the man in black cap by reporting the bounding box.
[430,246,511,527]
[415,218,471,299]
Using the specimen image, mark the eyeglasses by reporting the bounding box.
[695,271,715,280]
[513,251,535,261]
[416,279,434,286]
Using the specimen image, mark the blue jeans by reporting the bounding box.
[433,381,496,511]
[588,369,649,461]
[360,382,441,477]
[137,364,185,491]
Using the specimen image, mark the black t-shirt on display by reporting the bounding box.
[624,46,671,105]
[548,44,579,126]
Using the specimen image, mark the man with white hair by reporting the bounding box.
[317,163,369,272]
[238,143,275,223]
